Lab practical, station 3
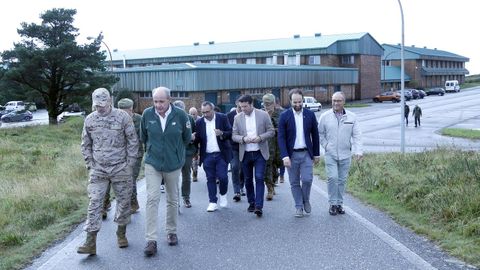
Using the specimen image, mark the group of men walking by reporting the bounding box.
[78,86,363,257]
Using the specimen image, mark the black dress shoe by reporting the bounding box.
[329,205,338,216]
[337,205,345,214]
[254,208,263,217]
[144,241,157,257]
[167,233,178,246]
[247,203,255,212]
[233,193,241,202]
[183,199,192,208]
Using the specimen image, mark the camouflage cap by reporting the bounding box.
[117,98,134,109]
[262,93,275,104]
[92,88,111,107]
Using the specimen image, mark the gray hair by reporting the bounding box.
[332,91,346,100]
[201,101,215,109]
[152,86,171,98]
[173,100,185,110]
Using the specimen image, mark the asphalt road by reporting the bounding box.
[26,88,480,270]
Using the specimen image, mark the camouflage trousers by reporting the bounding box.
[104,157,142,207]
[265,157,280,190]
[85,171,132,232]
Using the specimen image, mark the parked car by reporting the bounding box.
[4,101,25,111]
[25,102,37,112]
[417,90,426,99]
[57,111,86,123]
[373,91,401,103]
[425,87,445,96]
[1,110,33,122]
[303,96,322,111]
[403,90,413,101]
[0,109,14,118]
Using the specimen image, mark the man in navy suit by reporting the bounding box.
[278,89,320,218]
[193,101,233,212]
[227,100,245,202]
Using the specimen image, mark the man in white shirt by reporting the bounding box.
[232,95,275,217]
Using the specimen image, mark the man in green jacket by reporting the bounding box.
[141,87,192,257]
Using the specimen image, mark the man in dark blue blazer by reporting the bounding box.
[227,101,245,202]
[278,89,320,218]
[194,101,233,212]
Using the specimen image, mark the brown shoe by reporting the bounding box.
[167,233,178,246]
[77,231,97,255]
[144,240,157,257]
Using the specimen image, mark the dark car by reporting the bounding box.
[0,109,14,118]
[425,87,445,96]
[403,90,413,101]
[418,90,426,99]
[1,110,33,122]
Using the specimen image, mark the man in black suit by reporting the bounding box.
[227,100,245,202]
[193,101,233,212]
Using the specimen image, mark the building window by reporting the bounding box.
[308,55,321,65]
[227,59,237,64]
[266,57,273,65]
[210,60,218,64]
[171,91,189,98]
[341,55,354,64]
[139,91,152,98]
[287,56,296,65]
[246,58,256,64]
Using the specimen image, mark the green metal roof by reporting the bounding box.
[382,44,469,61]
[111,33,377,61]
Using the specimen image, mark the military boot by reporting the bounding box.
[266,186,274,201]
[77,231,97,255]
[116,225,128,248]
[131,197,139,214]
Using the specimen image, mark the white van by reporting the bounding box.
[445,80,460,93]
[5,101,25,111]
[303,96,322,112]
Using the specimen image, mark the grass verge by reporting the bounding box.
[0,118,88,270]
[315,148,480,267]
[441,128,480,140]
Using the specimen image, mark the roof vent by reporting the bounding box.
[434,48,437,50]
[424,46,427,48]
[397,43,401,46]
[193,42,199,46]
[293,34,300,39]
[208,41,215,45]
[314,33,322,37]
[412,45,415,47]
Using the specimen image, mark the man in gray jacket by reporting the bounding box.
[318,92,362,216]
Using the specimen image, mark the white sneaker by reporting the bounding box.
[219,194,228,208]
[206,203,218,212]
[160,184,165,193]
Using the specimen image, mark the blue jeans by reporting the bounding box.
[287,151,313,210]
[242,151,266,209]
[325,155,352,205]
[230,149,244,193]
[203,152,229,203]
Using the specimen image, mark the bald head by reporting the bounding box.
[332,92,346,113]
[152,86,171,116]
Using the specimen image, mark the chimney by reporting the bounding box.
[412,45,415,47]
[293,34,300,39]
[193,42,199,46]
[424,46,427,48]
[208,41,215,45]
[314,33,322,37]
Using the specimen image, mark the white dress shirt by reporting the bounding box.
[205,114,220,153]
[293,109,307,149]
[155,105,172,132]
[245,109,260,152]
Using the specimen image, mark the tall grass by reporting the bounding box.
[0,118,88,270]
[315,149,480,266]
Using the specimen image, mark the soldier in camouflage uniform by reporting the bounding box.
[262,94,284,200]
[188,107,200,182]
[117,98,144,213]
[77,88,139,255]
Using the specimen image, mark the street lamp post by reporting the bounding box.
[398,0,406,153]
[87,36,113,72]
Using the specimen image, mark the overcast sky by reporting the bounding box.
[1,0,478,75]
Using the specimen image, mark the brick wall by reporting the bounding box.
[358,55,381,99]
